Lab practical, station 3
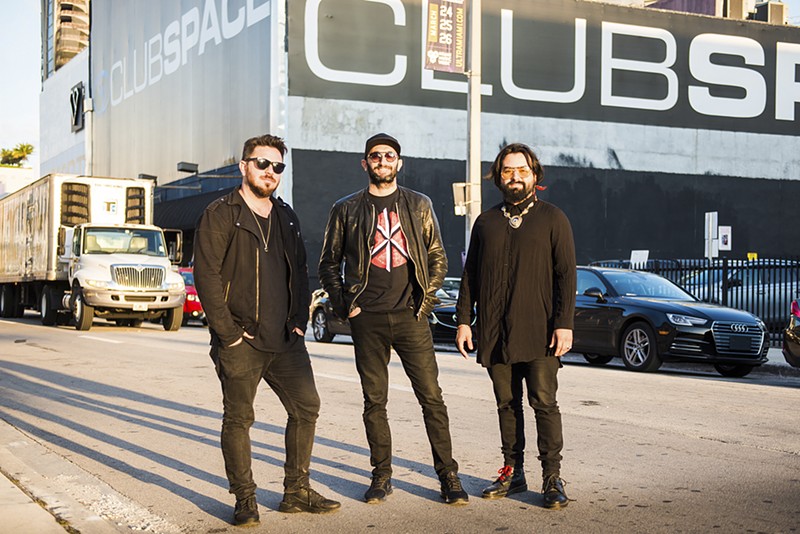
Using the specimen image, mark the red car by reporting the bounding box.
[179,268,207,326]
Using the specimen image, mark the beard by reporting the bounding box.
[244,170,278,199]
[366,164,397,186]
[500,180,534,204]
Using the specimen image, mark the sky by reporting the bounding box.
[1,0,799,178]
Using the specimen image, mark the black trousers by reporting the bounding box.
[210,340,320,499]
[349,308,458,479]
[487,357,563,477]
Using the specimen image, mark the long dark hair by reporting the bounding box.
[485,143,544,188]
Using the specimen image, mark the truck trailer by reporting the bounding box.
[0,174,185,330]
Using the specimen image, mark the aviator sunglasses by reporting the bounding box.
[367,151,398,163]
[243,157,286,174]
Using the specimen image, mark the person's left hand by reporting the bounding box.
[293,327,304,336]
[550,328,573,357]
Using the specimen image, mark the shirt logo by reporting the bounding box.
[371,207,408,271]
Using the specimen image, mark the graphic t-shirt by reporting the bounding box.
[358,190,414,313]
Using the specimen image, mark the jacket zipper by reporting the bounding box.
[254,246,260,323]
[396,199,426,317]
[350,202,376,313]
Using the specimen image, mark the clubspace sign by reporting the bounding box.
[291,0,800,135]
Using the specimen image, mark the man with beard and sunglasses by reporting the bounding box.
[455,143,576,510]
[194,134,340,527]
[318,133,468,506]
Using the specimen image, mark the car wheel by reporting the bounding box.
[620,322,662,372]
[713,364,755,378]
[583,353,614,366]
[0,285,15,318]
[312,308,334,343]
[73,291,94,331]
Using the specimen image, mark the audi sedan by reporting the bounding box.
[574,267,769,377]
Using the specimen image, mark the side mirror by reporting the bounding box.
[583,287,606,302]
[57,227,66,256]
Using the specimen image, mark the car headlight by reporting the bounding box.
[186,294,198,302]
[84,279,109,289]
[167,282,185,290]
[666,313,707,326]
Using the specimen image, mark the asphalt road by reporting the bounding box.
[1,315,798,533]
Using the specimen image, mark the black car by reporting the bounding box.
[574,267,769,377]
[309,278,473,345]
[782,300,800,368]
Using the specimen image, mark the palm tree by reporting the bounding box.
[11,143,34,165]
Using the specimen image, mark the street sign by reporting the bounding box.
[424,1,467,73]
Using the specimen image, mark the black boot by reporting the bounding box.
[364,475,393,503]
[279,486,341,514]
[482,466,527,499]
[233,495,259,527]
[542,474,569,509]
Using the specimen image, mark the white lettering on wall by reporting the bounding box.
[500,9,586,103]
[776,41,800,121]
[688,34,765,118]
[105,0,271,108]
[305,0,407,86]
[601,22,678,111]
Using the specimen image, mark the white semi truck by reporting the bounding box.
[0,174,185,331]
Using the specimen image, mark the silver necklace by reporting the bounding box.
[248,205,272,253]
[501,199,536,229]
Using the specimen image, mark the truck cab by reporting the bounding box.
[61,224,186,330]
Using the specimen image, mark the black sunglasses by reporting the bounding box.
[243,157,286,174]
[367,151,398,163]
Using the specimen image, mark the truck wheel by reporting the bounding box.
[163,307,182,331]
[0,285,14,318]
[73,291,94,331]
[41,287,58,326]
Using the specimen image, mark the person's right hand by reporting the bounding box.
[229,332,254,347]
[456,324,473,359]
[348,307,362,319]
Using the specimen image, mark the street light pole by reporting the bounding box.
[466,0,482,251]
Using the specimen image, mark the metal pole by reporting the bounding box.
[466,0,482,250]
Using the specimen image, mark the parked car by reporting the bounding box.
[782,300,800,368]
[573,267,769,377]
[309,277,473,345]
[678,259,800,326]
[178,268,206,326]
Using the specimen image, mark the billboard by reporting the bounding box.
[90,0,276,181]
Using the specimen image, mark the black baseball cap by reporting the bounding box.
[364,133,401,158]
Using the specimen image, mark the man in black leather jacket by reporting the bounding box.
[318,133,468,506]
[195,134,340,527]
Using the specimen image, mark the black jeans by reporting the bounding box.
[349,309,458,479]
[487,357,563,477]
[210,340,320,499]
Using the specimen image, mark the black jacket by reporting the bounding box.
[194,187,310,348]
[318,186,447,320]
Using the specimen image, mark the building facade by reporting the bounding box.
[40,0,800,279]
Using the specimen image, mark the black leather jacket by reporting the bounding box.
[318,186,448,320]
[194,187,310,348]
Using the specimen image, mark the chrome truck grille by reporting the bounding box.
[112,265,165,289]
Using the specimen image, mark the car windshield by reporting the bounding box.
[680,268,724,287]
[604,271,695,300]
[83,228,167,257]
[180,271,195,286]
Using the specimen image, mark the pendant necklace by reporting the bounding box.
[248,205,272,253]
[501,198,536,229]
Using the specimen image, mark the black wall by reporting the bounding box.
[293,149,797,289]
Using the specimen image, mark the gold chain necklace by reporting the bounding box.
[247,205,272,253]
[501,198,536,229]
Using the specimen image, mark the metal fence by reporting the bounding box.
[589,257,800,346]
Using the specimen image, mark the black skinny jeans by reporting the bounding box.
[210,340,320,499]
[349,308,458,479]
[487,357,563,477]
